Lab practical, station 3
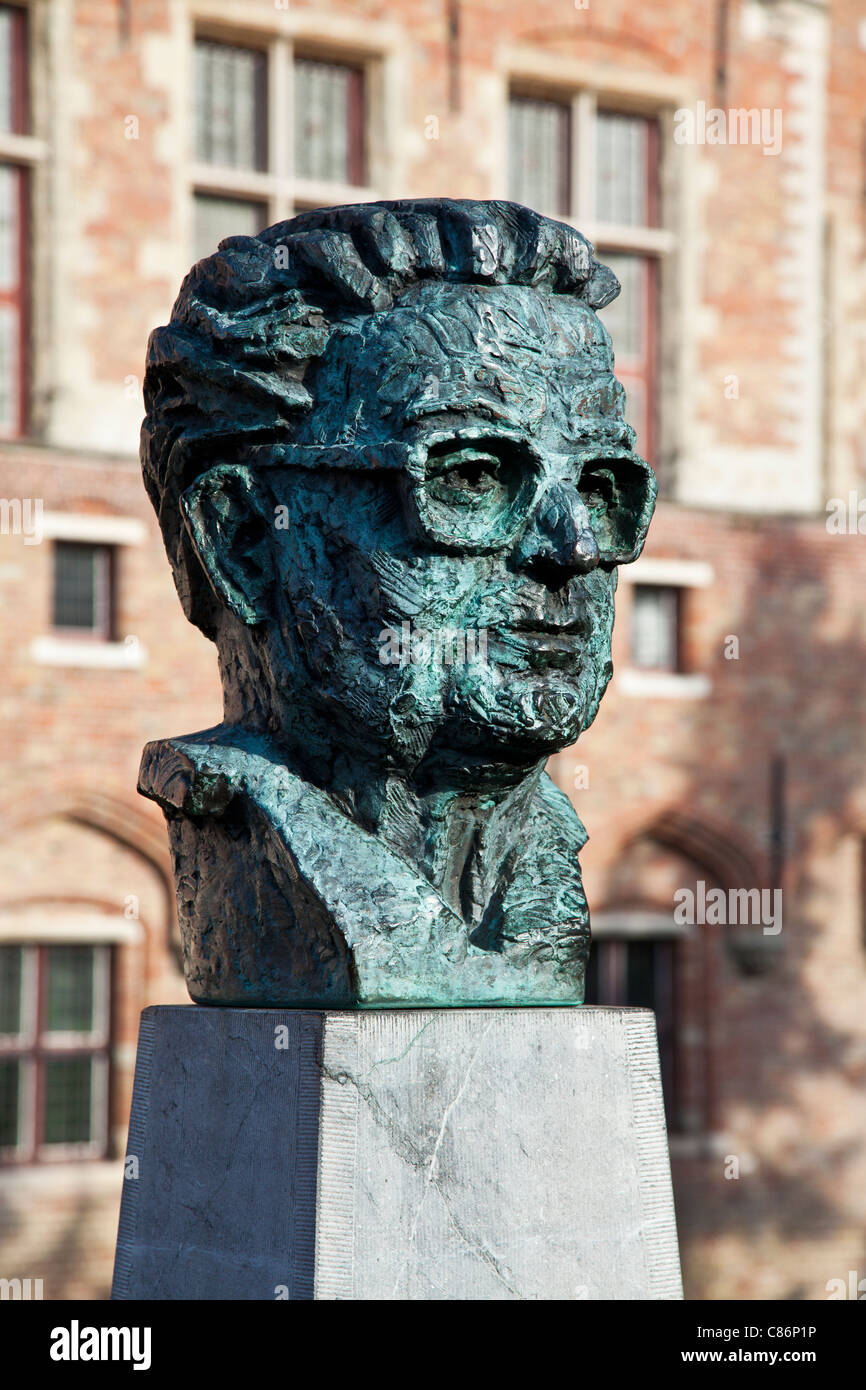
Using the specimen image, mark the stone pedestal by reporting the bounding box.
[111,1005,682,1300]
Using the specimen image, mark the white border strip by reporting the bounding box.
[624,1010,684,1299]
[314,1014,359,1300]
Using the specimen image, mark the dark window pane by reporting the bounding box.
[195,39,266,170]
[586,937,677,1127]
[0,1058,20,1147]
[45,946,94,1034]
[0,945,22,1034]
[193,193,268,262]
[52,541,110,633]
[294,58,364,185]
[631,585,679,671]
[625,938,657,1009]
[508,95,570,215]
[42,1057,92,1145]
[585,939,627,1004]
[584,942,599,1003]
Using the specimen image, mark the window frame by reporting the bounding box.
[190,24,380,261]
[630,582,683,674]
[507,81,673,471]
[0,943,112,1165]
[0,3,33,439]
[508,92,572,218]
[292,53,366,191]
[585,933,679,1129]
[51,539,116,643]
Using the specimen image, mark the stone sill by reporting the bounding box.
[0,1159,124,1194]
[30,636,146,670]
[620,557,714,588]
[616,669,711,699]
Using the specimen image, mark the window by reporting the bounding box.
[585,936,677,1126]
[192,34,371,262]
[52,541,114,639]
[193,193,268,263]
[0,944,111,1163]
[509,96,570,217]
[507,90,664,468]
[631,584,680,672]
[598,252,656,459]
[294,58,364,187]
[0,4,29,437]
[595,112,658,456]
[595,111,657,228]
[195,39,267,171]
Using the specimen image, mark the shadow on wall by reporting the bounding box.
[0,1175,121,1300]
[595,524,866,1301]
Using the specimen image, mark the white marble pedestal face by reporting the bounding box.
[112,1006,682,1301]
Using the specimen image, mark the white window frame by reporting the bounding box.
[617,559,713,700]
[189,15,384,252]
[505,83,674,258]
[507,83,670,469]
[0,942,111,1163]
[50,538,112,640]
[502,54,695,488]
[26,513,147,669]
[0,2,49,439]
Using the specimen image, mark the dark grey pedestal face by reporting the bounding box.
[112,1006,682,1301]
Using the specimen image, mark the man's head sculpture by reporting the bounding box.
[139,199,656,1008]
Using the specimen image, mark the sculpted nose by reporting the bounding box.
[515,480,600,588]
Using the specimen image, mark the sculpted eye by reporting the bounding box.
[412,434,536,551]
[428,450,502,501]
[578,467,616,516]
[577,456,656,562]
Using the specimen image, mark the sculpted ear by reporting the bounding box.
[180,464,275,626]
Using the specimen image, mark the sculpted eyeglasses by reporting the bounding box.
[239,427,657,565]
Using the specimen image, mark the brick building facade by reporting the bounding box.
[1,0,865,1300]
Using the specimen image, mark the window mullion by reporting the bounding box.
[573,89,595,223]
[33,943,45,1156]
[270,36,292,220]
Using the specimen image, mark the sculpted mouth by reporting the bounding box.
[491,621,588,671]
[503,617,589,639]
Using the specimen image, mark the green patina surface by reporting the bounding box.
[138,199,656,1007]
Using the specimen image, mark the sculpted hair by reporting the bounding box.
[141,199,622,637]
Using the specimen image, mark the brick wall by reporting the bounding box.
[1,0,864,1301]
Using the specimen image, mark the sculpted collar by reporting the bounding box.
[139,727,591,1008]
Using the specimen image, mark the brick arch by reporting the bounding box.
[0,787,177,959]
[0,788,168,876]
[602,807,770,1137]
[623,806,769,895]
